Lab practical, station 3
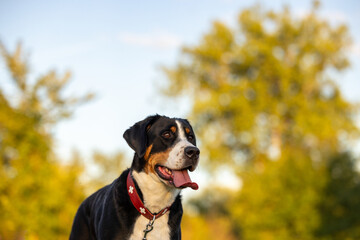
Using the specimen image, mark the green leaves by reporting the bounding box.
[163,3,360,239]
[163,4,357,167]
[0,42,90,239]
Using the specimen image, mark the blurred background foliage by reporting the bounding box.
[1,1,360,239]
[164,2,360,240]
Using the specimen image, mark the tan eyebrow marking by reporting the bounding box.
[185,128,190,134]
[170,126,177,133]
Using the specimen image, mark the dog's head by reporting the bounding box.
[123,115,200,190]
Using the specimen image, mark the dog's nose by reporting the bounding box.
[184,146,200,160]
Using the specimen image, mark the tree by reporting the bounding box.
[163,2,359,239]
[316,152,360,239]
[163,3,356,168]
[0,42,92,239]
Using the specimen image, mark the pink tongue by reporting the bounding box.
[172,169,199,190]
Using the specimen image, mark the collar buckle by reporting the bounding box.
[142,215,155,240]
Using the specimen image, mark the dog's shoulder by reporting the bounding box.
[71,169,140,240]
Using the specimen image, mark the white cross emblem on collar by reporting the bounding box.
[140,207,146,215]
[128,186,134,194]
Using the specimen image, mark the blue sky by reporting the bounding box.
[1,0,359,168]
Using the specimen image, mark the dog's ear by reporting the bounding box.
[123,115,160,158]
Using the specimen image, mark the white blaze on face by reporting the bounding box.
[166,120,196,170]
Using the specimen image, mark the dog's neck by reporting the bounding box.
[132,170,181,213]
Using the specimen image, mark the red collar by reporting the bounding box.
[127,170,171,220]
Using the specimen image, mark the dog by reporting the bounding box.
[69,115,200,240]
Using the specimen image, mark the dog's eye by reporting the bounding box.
[162,131,172,139]
[188,135,194,141]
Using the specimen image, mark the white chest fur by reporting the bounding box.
[129,171,180,240]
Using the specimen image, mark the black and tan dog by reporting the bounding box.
[70,115,200,240]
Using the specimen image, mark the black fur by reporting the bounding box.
[70,169,183,239]
[123,115,161,172]
[70,115,196,240]
[123,115,161,158]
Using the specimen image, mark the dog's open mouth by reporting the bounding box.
[155,165,198,190]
